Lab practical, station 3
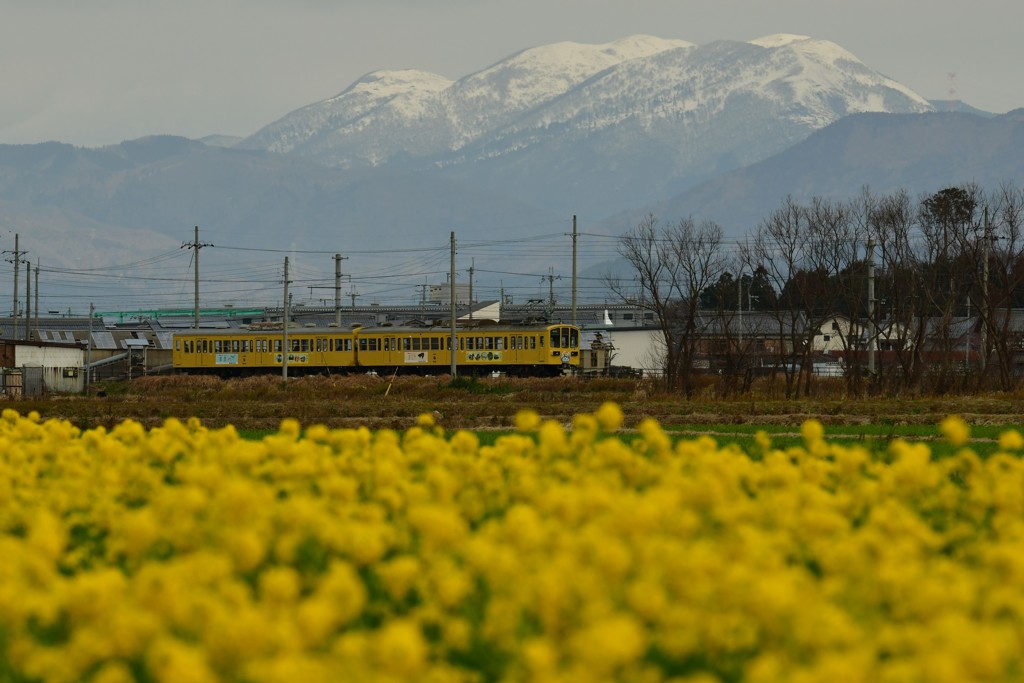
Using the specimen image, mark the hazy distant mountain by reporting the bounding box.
[927,100,997,117]
[636,109,1024,236]
[240,34,933,216]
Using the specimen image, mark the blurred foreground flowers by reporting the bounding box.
[1,406,1024,682]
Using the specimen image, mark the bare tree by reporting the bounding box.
[611,214,726,395]
[750,196,853,398]
[975,183,1024,390]
[866,188,928,393]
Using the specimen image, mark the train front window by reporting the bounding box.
[561,329,569,348]
[550,330,559,348]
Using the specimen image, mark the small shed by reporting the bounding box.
[0,338,86,396]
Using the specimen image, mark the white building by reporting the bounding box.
[0,339,86,396]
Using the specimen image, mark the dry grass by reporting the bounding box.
[13,374,1024,432]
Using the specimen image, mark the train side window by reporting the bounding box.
[403,338,411,351]
[273,340,281,353]
[539,335,544,348]
[383,338,390,351]
[368,338,377,351]
[430,337,439,351]
[359,339,367,351]
[496,337,505,350]
[233,340,240,352]
[412,338,420,351]
[570,328,579,348]
[466,337,474,350]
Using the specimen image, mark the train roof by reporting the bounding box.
[171,322,577,337]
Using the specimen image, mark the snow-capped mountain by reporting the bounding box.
[238,34,932,214]
[239,36,693,168]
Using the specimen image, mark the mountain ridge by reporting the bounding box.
[2,34,1020,311]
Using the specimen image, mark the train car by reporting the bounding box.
[171,322,580,376]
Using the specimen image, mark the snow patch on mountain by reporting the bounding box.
[749,33,812,48]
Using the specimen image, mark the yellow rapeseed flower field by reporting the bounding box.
[1,405,1024,682]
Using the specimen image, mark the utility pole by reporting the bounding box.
[24,261,30,340]
[468,259,474,320]
[737,269,743,348]
[981,208,991,376]
[34,260,39,340]
[334,253,347,327]
[5,233,26,340]
[543,267,560,320]
[450,232,457,378]
[570,215,578,326]
[87,303,94,394]
[867,239,876,377]
[182,225,213,329]
[282,257,290,382]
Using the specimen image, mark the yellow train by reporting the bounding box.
[172,322,581,376]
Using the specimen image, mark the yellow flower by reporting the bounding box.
[999,429,1024,451]
[940,415,971,447]
[801,419,825,444]
[372,619,427,678]
[595,402,625,432]
[515,409,542,432]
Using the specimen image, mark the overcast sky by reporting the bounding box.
[2,0,1021,148]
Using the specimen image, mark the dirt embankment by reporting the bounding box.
[12,375,1024,432]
